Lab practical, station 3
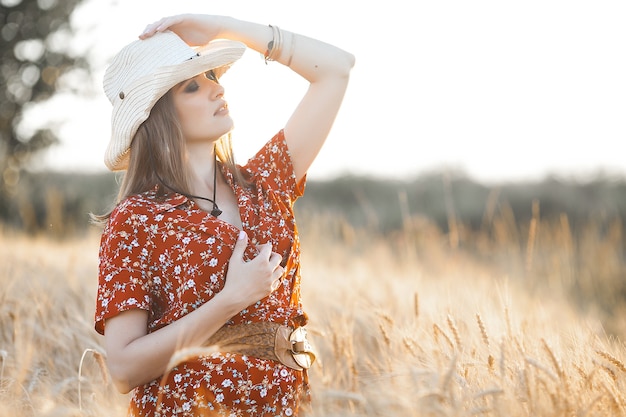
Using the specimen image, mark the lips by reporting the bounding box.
[214,101,228,116]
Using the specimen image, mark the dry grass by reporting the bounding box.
[0,228,124,416]
[0,213,625,416]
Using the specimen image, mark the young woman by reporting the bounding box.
[93,13,354,417]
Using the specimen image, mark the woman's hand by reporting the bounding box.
[222,231,284,309]
[139,14,225,46]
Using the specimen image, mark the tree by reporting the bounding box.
[0,0,91,222]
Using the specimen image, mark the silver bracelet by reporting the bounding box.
[264,24,283,64]
[286,31,296,67]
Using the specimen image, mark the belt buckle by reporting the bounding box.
[289,327,315,369]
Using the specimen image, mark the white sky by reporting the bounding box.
[31,0,626,183]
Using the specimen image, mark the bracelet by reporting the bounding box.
[264,24,283,64]
[286,31,296,67]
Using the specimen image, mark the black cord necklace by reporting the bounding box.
[183,156,222,217]
[148,140,222,217]
[207,158,223,217]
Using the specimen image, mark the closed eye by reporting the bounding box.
[183,80,199,93]
[180,70,218,93]
[205,70,219,83]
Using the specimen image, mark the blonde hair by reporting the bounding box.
[92,91,249,224]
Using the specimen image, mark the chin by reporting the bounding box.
[218,122,235,138]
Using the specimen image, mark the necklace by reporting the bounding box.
[210,159,222,217]
[148,140,222,217]
[193,154,222,217]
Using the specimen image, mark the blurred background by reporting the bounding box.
[2,0,625,234]
[5,0,626,180]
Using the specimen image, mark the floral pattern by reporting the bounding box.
[95,131,309,416]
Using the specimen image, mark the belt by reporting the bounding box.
[204,322,316,371]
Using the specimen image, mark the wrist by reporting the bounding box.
[210,285,246,318]
[263,26,296,67]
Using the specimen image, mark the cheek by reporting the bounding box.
[175,101,206,138]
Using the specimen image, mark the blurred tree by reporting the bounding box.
[0,0,91,221]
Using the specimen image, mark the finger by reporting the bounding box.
[271,277,282,291]
[139,20,164,38]
[231,230,248,260]
[256,242,273,259]
[140,16,180,38]
[155,17,177,33]
[273,265,284,284]
[269,251,283,268]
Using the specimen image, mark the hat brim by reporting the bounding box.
[105,39,246,171]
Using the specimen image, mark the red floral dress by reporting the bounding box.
[95,131,309,416]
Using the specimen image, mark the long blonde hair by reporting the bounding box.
[92,91,249,224]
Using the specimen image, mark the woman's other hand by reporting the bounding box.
[139,14,224,46]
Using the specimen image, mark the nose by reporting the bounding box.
[208,81,224,100]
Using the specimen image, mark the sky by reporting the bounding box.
[29,0,626,183]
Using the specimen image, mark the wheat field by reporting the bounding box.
[1,211,625,416]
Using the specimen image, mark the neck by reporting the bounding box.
[184,141,223,217]
[187,141,218,192]
[186,140,216,165]
[147,137,222,216]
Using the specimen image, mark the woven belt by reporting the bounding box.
[204,322,316,371]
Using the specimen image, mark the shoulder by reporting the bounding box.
[237,130,304,201]
[107,190,189,230]
[243,131,296,183]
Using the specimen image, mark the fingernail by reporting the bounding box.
[238,230,246,240]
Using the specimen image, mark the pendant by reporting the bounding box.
[211,207,222,217]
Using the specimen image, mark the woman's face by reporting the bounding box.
[171,70,233,143]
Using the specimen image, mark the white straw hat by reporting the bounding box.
[103,31,246,171]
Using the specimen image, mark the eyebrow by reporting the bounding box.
[173,80,187,91]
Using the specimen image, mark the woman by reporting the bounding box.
[93,13,353,417]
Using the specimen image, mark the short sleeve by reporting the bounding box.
[244,130,306,203]
[94,202,153,335]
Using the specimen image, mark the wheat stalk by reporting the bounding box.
[525,357,558,381]
[474,388,505,400]
[0,350,6,384]
[446,314,462,351]
[573,363,587,381]
[487,354,495,373]
[596,350,626,374]
[433,323,454,351]
[476,313,489,348]
[402,336,421,357]
[601,365,617,383]
[525,199,540,272]
[499,339,507,379]
[378,322,391,347]
[78,348,109,411]
[541,338,564,381]
[504,306,513,340]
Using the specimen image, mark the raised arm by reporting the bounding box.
[141,14,355,182]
